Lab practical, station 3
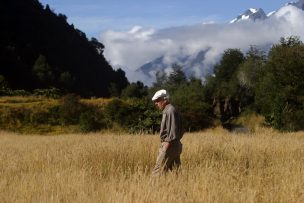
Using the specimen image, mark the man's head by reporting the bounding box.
[152,89,170,110]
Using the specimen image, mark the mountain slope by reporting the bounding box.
[0,0,128,97]
[136,49,213,84]
[287,0,304,9]
[230,8,267,23]
[231,0,304,23]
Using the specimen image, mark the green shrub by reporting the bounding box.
[103,98,160,133]
[0,89,32,96]
[33,87,62,98]
[59,94,85,125]
[79,110,105,133]
[10,89,31,96]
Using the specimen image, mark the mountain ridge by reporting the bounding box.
[135,0,304,85]
[0,0,129,97]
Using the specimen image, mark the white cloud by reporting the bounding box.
[100,5,304,84]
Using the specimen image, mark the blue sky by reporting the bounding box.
[39,0,289,38]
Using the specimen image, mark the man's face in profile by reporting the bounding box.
[154,98,167,111]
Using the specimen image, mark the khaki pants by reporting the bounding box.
[152,141,182,175]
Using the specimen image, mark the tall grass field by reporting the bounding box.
[0,128,303,202]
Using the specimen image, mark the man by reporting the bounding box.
[151,89,183,175]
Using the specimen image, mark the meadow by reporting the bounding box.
[0,128,303,202]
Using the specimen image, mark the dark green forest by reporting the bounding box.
[0,0,303,133]
[0,0,129,97]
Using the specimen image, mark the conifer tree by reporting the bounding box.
[32,55,54,87]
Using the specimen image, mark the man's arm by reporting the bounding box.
[162,141,170,150]
[163,108,178,143]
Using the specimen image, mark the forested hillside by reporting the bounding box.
[0,0,129,97]
[0,37,303,134]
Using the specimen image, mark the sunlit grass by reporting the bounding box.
[0,128,303,202]
[81,98,112,107]
[0,96,59,108]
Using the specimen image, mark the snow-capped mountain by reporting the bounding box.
[267,0,304,18]
[132,0,304,84]
[231,0,304,22]
[136,49,212,81]
[287,0,304,9]
[230,8,267,23]
[100,0,304,85]
[231,0,304,23]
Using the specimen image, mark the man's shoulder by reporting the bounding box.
[164,104,177,114]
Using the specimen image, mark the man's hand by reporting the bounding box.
[162,141,170,151]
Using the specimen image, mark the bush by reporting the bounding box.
[59,94,84,125]
[103,98,160,133]
[33,87,62,98]
[0,88,31,96]
[10,89,31,96]
[79,110,105,133]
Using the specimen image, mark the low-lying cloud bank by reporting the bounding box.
[101,5,304,85]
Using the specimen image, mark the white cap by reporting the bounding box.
[152,89,169,101]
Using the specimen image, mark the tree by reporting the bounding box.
[212,49,245,98]
[59,71,74,89]
[171,78,213,131]
[214,49,245,83]
[150,63,187,102]
[255,36,304,131]
[90,37,104,55]
[121,81,148,99]
[206,49,245,125]
[0,75,10,95]
[238,46,266,89]
[167,64,187,87]
[0,75,8,90]
[237,46,266,109]
[151,66,213,131]
[32,55,54,87]
[114,68,129,93]
[153,70,167,88]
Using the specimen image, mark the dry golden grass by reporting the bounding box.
[81,98,112,107]
[0,128,303,203]
[0,96,59,108]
